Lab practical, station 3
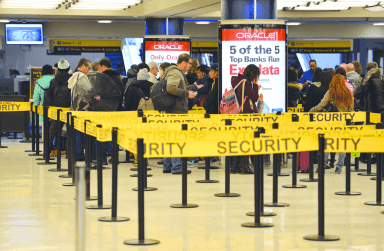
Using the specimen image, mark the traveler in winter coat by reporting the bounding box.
[365,67,384,113]
[230,64,261,174]
[124,68,154,111]
[346,63,360,87]
[287,67,303,107]
[48,59,72,155]
[354,62,379,111]
[33,64,55,121]
[196,65,210,107]
[310,74,354,174]
[99,58,124,111]
[202,63,219,114]
[147,61,159,84]
[335,66,354,94]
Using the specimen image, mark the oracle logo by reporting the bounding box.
[236,32,278,39]
[154,45,183,50]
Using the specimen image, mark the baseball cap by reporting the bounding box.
[209,63,218,71]
[58,58,70,69]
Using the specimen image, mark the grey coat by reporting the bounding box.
[164,65,198,114]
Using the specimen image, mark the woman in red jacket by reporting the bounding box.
[230,64,261,174]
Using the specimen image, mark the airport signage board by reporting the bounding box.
[219,24,287,113]
[288,40,351,53]
[52,39,122,53]
[144,38,191,66]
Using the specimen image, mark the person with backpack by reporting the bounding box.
[123,63,150,110]
[346,63,360,88]
[47,59,72,156]
[124,68,154,112]
[32,64,55,121]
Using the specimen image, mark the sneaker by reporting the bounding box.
[325,164,331,169]
[241,164,254,174]
[210,157,219,163]
[133,163,138,167]
[157,160,164,165]
[230,164,241,174]
[335,167,341,174]
[163,169,171,173]
[172,170,192,174]
[188,157,201,165]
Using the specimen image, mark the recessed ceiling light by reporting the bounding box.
[364,5,384,12]
[196,21,210,25]
[98,20,112,23]
[287,22,301,25]
[373,23,384,25]
[0,19,10,23]
[133,16,138,17]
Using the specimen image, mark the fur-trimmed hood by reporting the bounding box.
[311,81,321,88]
[368,68,382,77]
[287,83,303,90]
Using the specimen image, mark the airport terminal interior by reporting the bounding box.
[2,0,384,250]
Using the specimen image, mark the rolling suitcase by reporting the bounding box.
[297,151,309,172]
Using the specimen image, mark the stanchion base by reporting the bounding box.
[0,146,8,148]
[246,211,277,217]
[98,216,130,222]
[264,202,290,207]
[86,196,98,201]
[303,235,340,241]
[36,157,54,160]
[381,211,384,214]
[196,180,219,183]
[364,201,384,206]
[351,169,367,172]
[8,136,23,139]
[300,178,318,182]
[370,177,384,181]
[214,193,241,197]
[20,140,32,143]
[335,191,361,196]
[28,153,42,156]
[130,168,151,171]
[132,187,158,191]
[267,173,290,176]
[124,239,160,246]
[358,173,376,176]
[130,174,152,177]
[48,168,68,172]
[102,166,111,170]
[282,184,307,188]
[241,222,274,228]
[119,160,134,164]
[170,203,199,208]
[25,150,35,152]
[37,162,57,165]
[86,205,112,210]
[198,166,219,169]
[62,183,74,186]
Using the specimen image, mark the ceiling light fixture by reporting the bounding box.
[364,5,384,12]
[0,19,10,23]
[196,21,210,24]
[98,20,112,23]
[287,22,301,25]
[373,23,384,25]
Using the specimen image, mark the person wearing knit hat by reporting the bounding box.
[147,61,158,84]
[137,68,150,81]
[33,64,55,121]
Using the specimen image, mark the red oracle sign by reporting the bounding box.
[222,29,286,42]
[145,41,190,51]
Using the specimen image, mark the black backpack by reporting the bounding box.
[52,80,71,107]
[150,75,176,112]
[38,84,52,106]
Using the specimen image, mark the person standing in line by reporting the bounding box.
[195,65,210,107]
[345,63,360,87]
[300,59,317,92]
[92,62,101,72]
[186,59,199,86]
[162,53,203,174]
[147,61,159,84]
[33,64,55,122]
[99,57,124,111]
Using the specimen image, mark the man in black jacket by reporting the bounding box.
[48,58,72,155]
[99,58,124,111]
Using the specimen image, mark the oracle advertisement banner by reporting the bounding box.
[219,25,287,113]
[144,40,191,66]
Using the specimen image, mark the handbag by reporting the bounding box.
[219,79,248,114]
[322,103,339,112]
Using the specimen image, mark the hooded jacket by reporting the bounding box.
[199,78,218,114]
[231,74,259,113]
[365,68,384,113]
[303,82,324,112]
[346,71,360,87]
[124,79,153,111]
[353,74,369,111]
[103,68,124,111]
[68,71,93,111]
[33,75,55,121]
[287,83,303,108]
[123,69,137,86]
[309,89,354,112]
[164,65,198,114]
[48,71,72,107]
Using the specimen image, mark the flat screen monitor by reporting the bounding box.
[5,23,43,45]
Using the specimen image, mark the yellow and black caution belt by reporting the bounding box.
[0,101,32,112]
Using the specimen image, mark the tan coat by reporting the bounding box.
[309,90,354,112]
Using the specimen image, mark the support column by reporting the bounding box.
[145,18,184,36]
[222,0,277,20]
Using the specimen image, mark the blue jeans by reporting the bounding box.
[324,152,345,171]
[163,157,182,172]
[75,130,96,161]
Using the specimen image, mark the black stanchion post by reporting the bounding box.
[196,157,219,183]
[359,153,375,176]
[242,155,274,228]
[84,120,97,201]
[0,111,8,149]
[37,106,56,165]
[351,154,366,172]
[63,115,75,186]
[264,154,289,207]
[124,138,159,246]
[267,153,289,176]
[29,106,42,156]
[49,109,67,172]
[120,150,135,163]
[304,134,339,241]
[215,156,240,197]
[87,124,111,210]
[133,157,157,191]
[335,153,361,196]
[170,157,198,208]
[365,152,384,206]
[25,103,35,150]
[99,127,129,222]
[300,151,318,182]
[283,152,306,189]
[60,112,72,178]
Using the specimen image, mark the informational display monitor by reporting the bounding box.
[219,24,287,113]
[143,38,191,66]
[6,24,43,45]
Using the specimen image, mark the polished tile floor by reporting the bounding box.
[1,138,384,251]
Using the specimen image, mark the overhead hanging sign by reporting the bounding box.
[219,23,287,113]
[288,40,351,53]
[50,39,122,53]
[144,38,191,66]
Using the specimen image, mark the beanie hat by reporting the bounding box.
[58,58,70,69]
[42,64,53,75]
[137,68,150,81]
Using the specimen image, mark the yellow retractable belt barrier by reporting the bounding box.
[0,102,31,112]
[48,107,70,120]
[287,104,304,113]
